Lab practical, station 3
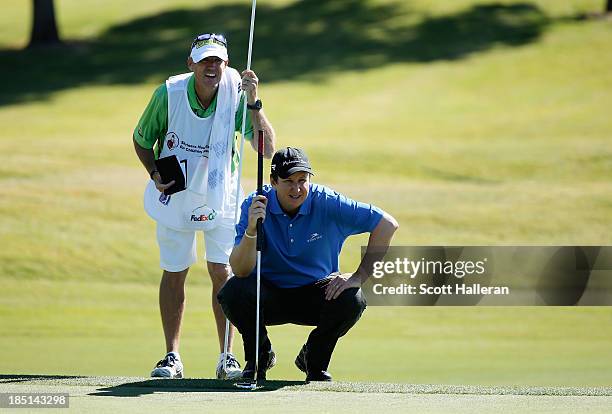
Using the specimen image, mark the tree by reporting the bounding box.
[607,0,612,13]
[29,0,61,47]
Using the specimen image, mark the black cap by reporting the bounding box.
[271,147,314,179]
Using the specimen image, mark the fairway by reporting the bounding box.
[1,0,611,410]
[2,376,612,414]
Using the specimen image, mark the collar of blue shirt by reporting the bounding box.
[267,185,313,216]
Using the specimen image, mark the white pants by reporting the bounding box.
[156,222,235,271]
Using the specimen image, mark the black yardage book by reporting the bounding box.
[154,155,186,195]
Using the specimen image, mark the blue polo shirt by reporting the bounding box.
[234,183,384,288]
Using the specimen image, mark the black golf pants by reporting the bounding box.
[217,275,366,373]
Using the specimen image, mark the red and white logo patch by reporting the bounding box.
[166,132,179,151]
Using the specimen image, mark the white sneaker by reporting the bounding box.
[151,353,184,378]
[216,352,242,380]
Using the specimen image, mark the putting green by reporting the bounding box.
[2,0,612,400]
[2,376,611,414]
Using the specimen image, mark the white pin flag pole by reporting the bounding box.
[223,0,258,375]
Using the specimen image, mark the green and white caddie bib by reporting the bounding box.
[143,71,241,231]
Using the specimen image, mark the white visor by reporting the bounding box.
[190,37,228,62]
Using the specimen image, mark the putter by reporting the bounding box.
[234,130,265,390]
[223,0,258,378]
[234,381,258,390]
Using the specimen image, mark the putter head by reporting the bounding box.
[234,379,259,390]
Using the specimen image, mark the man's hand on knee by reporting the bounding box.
[324,273,362,301]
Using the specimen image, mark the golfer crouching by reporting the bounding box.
[218,147,398,381]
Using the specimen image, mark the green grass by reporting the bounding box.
[1,377,611,414]
[1,0,611,389]
[1,278,611,386]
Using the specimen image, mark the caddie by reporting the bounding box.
[219,147,398,381]
[132,33,276,379]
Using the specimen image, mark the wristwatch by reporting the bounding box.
[247,99,263,111]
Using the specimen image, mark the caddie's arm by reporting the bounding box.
[241,69,276,158]
[230,195,268,277]
[132,84,174,192]
[324,211,399,300]
[133,139,175,192]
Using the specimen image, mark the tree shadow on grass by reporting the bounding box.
[0,1,552,106]
[89,378,305,396]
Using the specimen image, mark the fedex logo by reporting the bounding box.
[191,212,217,222]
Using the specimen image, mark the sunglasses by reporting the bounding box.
[191,33,227,49]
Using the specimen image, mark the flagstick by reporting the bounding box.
[223,0,258,376]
